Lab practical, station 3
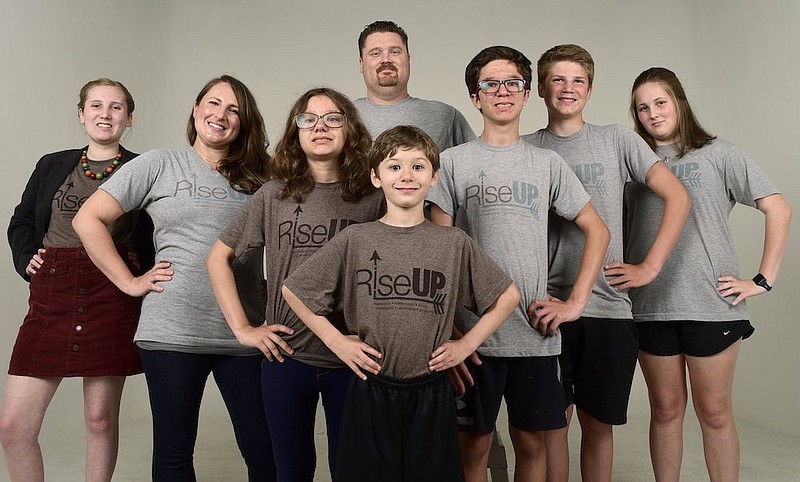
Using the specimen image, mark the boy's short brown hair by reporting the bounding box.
[369,125,440,174]
[537,44,595,86]
[465,46,532,97]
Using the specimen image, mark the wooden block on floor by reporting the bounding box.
[488,429,509,482]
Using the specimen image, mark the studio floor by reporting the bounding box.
[10,401,800,481]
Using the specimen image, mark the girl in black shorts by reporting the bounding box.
[626,67,791,481]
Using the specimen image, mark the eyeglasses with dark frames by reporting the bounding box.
[295,112,347,129]
[477,79,527,94]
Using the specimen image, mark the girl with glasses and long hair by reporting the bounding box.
[208,87,384,482]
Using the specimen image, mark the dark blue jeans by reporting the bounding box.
[139,349,276,482]
[261,357,352,482]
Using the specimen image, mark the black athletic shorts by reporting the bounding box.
[636,320,754,357]
[456,355,567,433]
[336,371,464,482]
[559,317,639,425]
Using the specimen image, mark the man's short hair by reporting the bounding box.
[537,44,595,86]
[464,46,532,96]
[369,125,440,174]
[358,20,409,56]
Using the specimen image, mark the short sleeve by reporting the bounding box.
[426,150,459,218]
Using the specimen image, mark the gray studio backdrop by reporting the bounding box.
[1,0,797,471]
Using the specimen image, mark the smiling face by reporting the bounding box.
[538,60,592,121]
[359,31,410,101]
[634,81,679,146]
[472,59,529,126]
[192,81,241,153]
[298,95,347,164]
[78,85,132,147]
[371,147,438,211]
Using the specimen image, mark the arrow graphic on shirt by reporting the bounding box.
[479,170,487,205]
[292,206,303,248]
[431,293,446,314]
[62,181,76,197]
[370,250,381,295]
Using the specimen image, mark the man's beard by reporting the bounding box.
[377,63,399,87]
[377,74,399,87]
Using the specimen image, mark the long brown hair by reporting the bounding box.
[631,67,715,158]
[187,75,270,194]
[269,88,374,202]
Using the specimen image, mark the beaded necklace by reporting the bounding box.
[81,149,121,180]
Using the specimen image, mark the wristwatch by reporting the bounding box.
[753,273,772,292]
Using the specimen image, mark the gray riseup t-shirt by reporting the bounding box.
[426,139,590,357]
[219,181,385,368]
[101,148,264,353]
[283,220,513,379]
[524,124,659,319]
[354,96,476,151]
[626,139,779,322]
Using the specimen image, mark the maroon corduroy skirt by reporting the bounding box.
[8,247,143,377]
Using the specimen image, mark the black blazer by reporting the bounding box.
[7,146,155,281]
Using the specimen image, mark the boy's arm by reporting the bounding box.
[429,282,520,372]
[429,203,454,227]
[282,284,382,380]
[429,203,484,390]
[531,202,609,335]
[446,325,482,395]
[605,162,690,289]
[718,193,791,305]
[207,240,294,361]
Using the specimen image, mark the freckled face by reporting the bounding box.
[472,59,529,125]
[371,147,438,210]
[538,60,592,120]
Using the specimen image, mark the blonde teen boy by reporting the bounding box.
[426,46,610,482]
[523,44,690,482]
[282,125,520,482]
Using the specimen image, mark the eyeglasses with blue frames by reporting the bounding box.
[477,79,527,94]
[295,112,347,129]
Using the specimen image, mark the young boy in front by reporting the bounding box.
[426,46,610,482]
[282,125,521,482]
[523,44,690,482]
